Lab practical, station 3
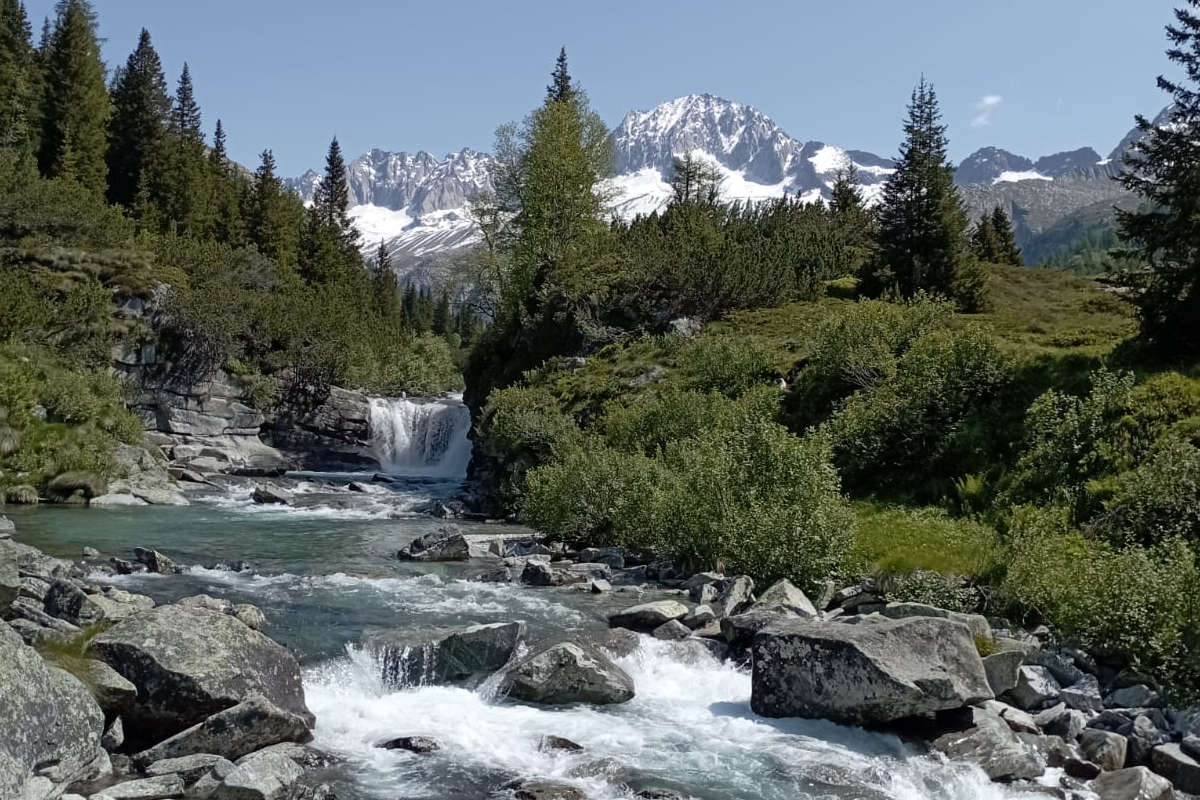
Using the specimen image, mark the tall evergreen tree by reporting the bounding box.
[970,213,998,262]
[862,78,986,310]
[106,28,170,207]
[1117,0,1200,353]
[828,162,876,278]
[208,119,246,246]
[170,62,201,134]
[547,47,573,102]
[432,289,451,335]
[0,0,37,154]
[38,0,109,193]
[371,240,402,327]
[990,205,1023,265]
[669,152,723,205]
[249,149,298,266]
[312,136,355,245]
[145,62,213,236]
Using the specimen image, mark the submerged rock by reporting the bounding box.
[370,620,526,688]
[251,485,292,506]
[132,547,180,575]
[500,641,634,706]
[502,778,588,800]
[88,604,312,744]
[750,616,993,725]
[378,736,440,754]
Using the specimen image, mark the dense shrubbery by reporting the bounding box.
[602,385,780,456]
[675,335,776,397]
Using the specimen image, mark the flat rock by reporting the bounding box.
[145,753,235,786]
[500,641,634,705]
[878,602,991,639]
[608,601,689,632]
[369,621,525,689]
[133,694,312,767]
[96,774,186,798]
[88,605,312,744]
[750,616,993,725]
[1091,766,1175,800]
[89,493,149,507]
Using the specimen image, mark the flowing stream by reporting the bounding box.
[5,395,1053,799]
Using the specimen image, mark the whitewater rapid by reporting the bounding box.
[368,394,473,478]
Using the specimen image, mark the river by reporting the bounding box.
[3,396,1052,799]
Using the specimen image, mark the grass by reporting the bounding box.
[33,620,115,691]
[849,501,1000,579]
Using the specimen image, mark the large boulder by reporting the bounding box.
[981,650,1024,697]
[88,605,312,744]
[878,602,992,640]
[369,621,525,689]
[0,625,105,797]
[1079,729,1128,773]
[500,642,635,706]
[607,600,689,632]
[754,579,817,618]
[1091,766,1175,800]
[43,579,108,626]
[396,528,470,561]
[1006,665,1062,711]
[133,694,313,767]
[1150,743,1200,794]
[750,617,993,725]
[931,706,1046,781]
[209,748,303,800]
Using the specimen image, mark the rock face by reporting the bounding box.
[500,642,635,706]
[0,625,105,798]
[133,694,313,767]
[88,605,313,743]
[264,384,375,470]
[750,617,993,725]
[370,621,525,689]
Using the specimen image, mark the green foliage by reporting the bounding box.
[971,206,1023,266]
[0,0,38,154]
[1000,505,1200,699]
[676,335,775,397]
[850,503,999,579]
[1094,437,1200,549]
[601,385,780,456]
[106,28,169,208]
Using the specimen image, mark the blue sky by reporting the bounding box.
[26,0,1184,175]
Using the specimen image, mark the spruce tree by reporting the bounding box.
[1117,1,1200,352]
[209,119,246,246]
[371,240,402,327]
[0,0,37,154]
[828,161,875,276]
[547,47,572,102]
[170,63,201,134]
[862,78,986,310]
[970,214,998,262]
[38,0,109,193]
[249,149,298,266]
[312,136,355,246]
[145,62,213,236]
[990,205,1023,265]
[106,29,170,207]
[432,289,451,335]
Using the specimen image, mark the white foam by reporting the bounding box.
[369,396,473,479]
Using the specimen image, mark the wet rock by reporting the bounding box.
[1079,729,1128,772]
[635,790,688,800]
[208,748,302,800]
[650,619,692,641]
[583,628,641,659]
[982,650,1024,697]
[878,602,992,640]
[378,736,440,754]
[539,736,583,753]
[750,616,993,725]
[931,706,1046,781]
[1150,743,1200,793]
[502,778,588,800]
[754,579,817,618]
[397,527,469,561]
[88,605,312,744]
[81,546,100,559]
[681,604,716,630]
[370,621,526,689]
[1007,666,1062,711]
[1106,684,1162,709]
[251,485,292,506]
[0,625,105,798]
[133,694,313,767]
[500,641,634,705]
[607,600,689,632]
[94,774,186,798]
[1035,703,1087,741]
[90,493,149,508]
[519,559,557,586]
[132,547,180,575]
[1091,766,1174,800]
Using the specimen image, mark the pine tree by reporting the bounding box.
[249,149,298,266]
[371,240,402,327]
[862,78,986,310]
[547,47,573,102]
[1117,2,1200,352]
[432,289,451,335]
[669,152,723,205]
[970,214,998,262]
[106,28,170,207]
[312,136,355,246]
[209,119,246,246]
[402,283,418,330]
[144,62,213,236]
[0,0,38,154]
[170,62,201,134]
[38,0,109,193]
[827,162,876,278]
[990,205,1023,265]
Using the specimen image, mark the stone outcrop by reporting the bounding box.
[88,605,313,743]
[931,706,1046,781]
[133,694,313,767]
[608,600,689,632]
[500,642,635,706]
[369,621,526,689]
[750,616,993,725]
[264,384,374,470]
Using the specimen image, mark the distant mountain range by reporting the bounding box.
[288,95,1163,283]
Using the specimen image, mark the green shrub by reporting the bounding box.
[1000,505,1200,699]
[883,570,982,613]
[601,384,780,455]
[677,336,775,397]
[1092,437,1200,548]
[1122,372,1200,455]
[851,503,999,579]
[476,385,581,511]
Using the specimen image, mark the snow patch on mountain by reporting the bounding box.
[994,170,1053,184]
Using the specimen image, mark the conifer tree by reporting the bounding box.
[970,214,998,262]
[371,240,402,327]
[106,29,170,207]
[312,136,355,246]
[990,205,1023,265]
[145,63,213,236]
[208,119,246,246]
[300,137,360,284]
[432,289,451,335]
[249,149,298,267]
[170,63,201,134]
[402,283,418,330]
[1117,2,1200,352]
[862,78,986,310]
[669,152,723,205]
[547,47,573,102]
[0,0,38,154]
[38,0,109,193]
[828,161,875,275]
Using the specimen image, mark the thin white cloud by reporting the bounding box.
[971,94,1004,128]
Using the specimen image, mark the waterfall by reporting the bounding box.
[367,395,472,478]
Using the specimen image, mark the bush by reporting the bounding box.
[601,385,780,455]
[1092,438,1200,548]
[1000,505,1200,699]
[476,385,581,511]
[850,503,1000,579]
[676,336,775,397]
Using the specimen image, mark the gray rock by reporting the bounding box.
[43,579,107,626]
[1091,766,1174,800]
[0,626,105,797]
[583,628,641,659]
[502,778,587,800]
[88,605,312,743]
[683,572,724,602]
[0,515,14,539]
[1079,728,1128,772]
[1061,674,1105,714]
[982,650,1024,697]
[75,659,138,716]
[586,579,611,595]
[1007,666,1062,711]
[754,579,817,618]
[1183,734,1200,761]
[650,620,692,641]
[102,717,125,752]
[370,621,525,689]
[133,694,312,767]
[681,605,716,630]
[931,706,1046,781]
[1128,714,1172,766]
[397,528,470,562]
[520,559,557,586]
[145,753,235,786]
[82,547,101,559]
[1028,648,1087,687]
[94,774,186,798]
[1035,703,1087,741]
[250,486,292,506]
[0,547,19,613]
[132,548,179,575]
[501,641,634,706]
[878,602,992,640]
[1107,684,1163,709]
[578,547,624,569]
[1150,743,1200,794]
[980,700,1041,734]
[720,608,796,651]
[209,749,302,800]
[1064,756,1102,779]
[539,736,583,753]
[233,604,267,631]
[607,600,689,632]
[378,736,440,754]
[750,616,993,725]
[714,575,755,617]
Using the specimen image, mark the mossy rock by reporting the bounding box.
[46,472,105,504]
[3,485,38,505]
